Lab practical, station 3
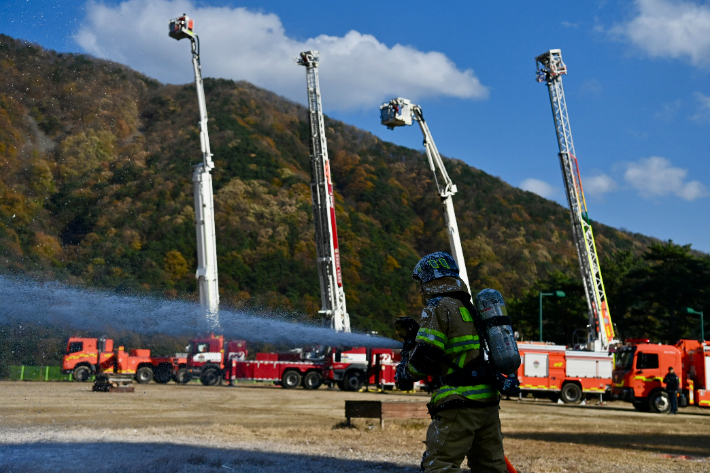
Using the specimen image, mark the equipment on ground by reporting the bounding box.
[296,51,350,332]
[535,50,615,352]
[612,339,710,413]
[169,14,220,330]
[380,98,470,290]
[62,337,186,384]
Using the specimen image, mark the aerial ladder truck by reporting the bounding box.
[535,49,616,353]
[169,15,220,330]
[379,98,470,290]
[296,51,350,333]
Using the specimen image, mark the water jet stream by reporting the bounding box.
[0,276,401,349]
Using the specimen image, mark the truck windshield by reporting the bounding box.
[66,341,83,354]
[616,348,635,370]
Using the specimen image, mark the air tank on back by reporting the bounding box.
[474,289,520,375]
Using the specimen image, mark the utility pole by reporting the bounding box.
[380,98,470,291]
[536,50,615,351]
[296,51,350,332]
[169,15,220,330]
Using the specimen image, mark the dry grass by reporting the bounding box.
[0,381,708,472]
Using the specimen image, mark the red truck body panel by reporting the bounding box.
[516,342,612,395]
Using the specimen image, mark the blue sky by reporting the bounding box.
[3,0,710,252]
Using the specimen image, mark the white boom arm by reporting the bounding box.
[380,98,470,291]
[296,51,350,332]
[535,49,616,351]
[170,15,220,330]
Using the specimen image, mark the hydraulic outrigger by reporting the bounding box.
[169,15,220,330]
[297,51,350,332]
[535,49,616,351]
[380,98,470,291]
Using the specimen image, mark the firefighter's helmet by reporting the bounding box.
[411,252,459,283]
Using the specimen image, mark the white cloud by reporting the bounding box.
[561,21,579,28]
[74,0,489,111]
[624,156,708,200]
[583,174,618,195]
[520,178,558,199]
[610,0,710,67]
[691,91,710,122]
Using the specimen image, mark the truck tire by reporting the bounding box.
[560,383,582,404]
[73,365,91,382]
[302,371,322,390]
[343,370,364,392]
[135,366,153,384]
[281,370,301,389]
[174,367,190,385]
[153,365,172,384]
[200,367,220,386]
[649,391,670,414]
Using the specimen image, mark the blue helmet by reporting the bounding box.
[412,252,460,283]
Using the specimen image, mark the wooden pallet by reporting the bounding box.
[345,400,429,429]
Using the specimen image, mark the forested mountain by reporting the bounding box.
[2,34,705,348]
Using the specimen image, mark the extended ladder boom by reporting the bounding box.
[297,51,350,332]
[170,15,219,329]
[380,98,470,291]
[535,49,615,351]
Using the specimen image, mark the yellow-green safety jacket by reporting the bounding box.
[408,276,498,412]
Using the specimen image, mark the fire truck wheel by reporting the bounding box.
[200,367,220,386]
[281,370,302,389]
[73,365,91,382]
[560,383,582,403]
[153,366,172,384]
[343,370,365,392]
[302,371,323,390]
[174,368,190,384]
[135,367,154,384]
[649,391,670,414]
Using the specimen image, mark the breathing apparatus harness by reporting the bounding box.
[394,291,520,396]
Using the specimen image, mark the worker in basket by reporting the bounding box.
[395,252,520,473]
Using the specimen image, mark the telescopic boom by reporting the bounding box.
[535,49,616,351]
[380,98,470,291]
[297,51,350,332]
[169,15,220,330]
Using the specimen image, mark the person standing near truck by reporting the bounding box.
[395,252,519,472]
[663,366,680,414]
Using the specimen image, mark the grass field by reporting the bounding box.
[0,381,708,472]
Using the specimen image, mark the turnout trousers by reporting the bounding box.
[421,405,506,473]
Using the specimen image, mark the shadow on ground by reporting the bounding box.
[0,442,417,473]
[505,431,710,457]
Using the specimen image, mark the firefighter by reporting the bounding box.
[397,252,509,473]
[663,366,680,414]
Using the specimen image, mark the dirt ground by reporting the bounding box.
[0,381,708,472]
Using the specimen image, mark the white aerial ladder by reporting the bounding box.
[296,51,350,333]
[535,49,616,351]
[169,15,220,330]
[380,98,470,291]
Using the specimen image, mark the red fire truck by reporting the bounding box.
[611,339,709,413]
[185,334,408,391]
[178,333,248,385]
[516,342,613,403]
[61,337,187,384]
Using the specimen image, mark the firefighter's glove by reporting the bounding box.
[494,372,521,396]
[395,362,415,391]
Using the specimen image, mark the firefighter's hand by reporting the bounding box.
[494,372,521,396]
[395,362,415,391]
